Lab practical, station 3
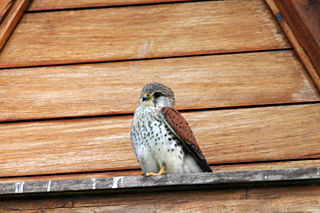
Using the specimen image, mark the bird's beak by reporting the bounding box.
[142,92,151,102]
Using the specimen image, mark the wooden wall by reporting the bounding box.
[0,0,320,211]
[2,184,320,212]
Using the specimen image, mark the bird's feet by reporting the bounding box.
[144,163,166,177]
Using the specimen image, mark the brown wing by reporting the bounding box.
[160,107,212,172]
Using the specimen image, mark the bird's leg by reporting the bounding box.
[145,163,166,177]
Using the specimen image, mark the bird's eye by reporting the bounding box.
[153,92,162,98]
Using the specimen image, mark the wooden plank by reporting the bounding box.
[0,189,247,212]
[215,159,320,172]
[0,0,289,68]
[28,0,192,11]
[265,0,320,92]
[21,195,320,213]
[0,167,319,196]
[2,185,320,212]
[275,0,320,80]
[0,0,13,23]
[0,159,319,183]
[1,51,319,121]
[0,104,320,177]
[291,0,320,46]
[0,172,320,212]
[0,0,29,51]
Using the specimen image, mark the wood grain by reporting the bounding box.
[0,159,319,183]
[27,0,192,11]
[1,185,320,212]
[265,0,320,94]
[0,167,319,195]
[0,104,319,177]
[265,0,320,92]
[0,0,13,23]
[215,159,320,172]
[0,188,246,212]
[0,0,289,68]
[291,0,320,89]
[1,51,318,121]
[270,0,320,89]
[0,0,29,51]
[291,0,320,46]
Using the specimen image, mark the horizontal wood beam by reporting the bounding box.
[27,0,192,11]
[1,50,318,121]
[1,159,320,184]
[2,181,320,212]
[0,0,289,68]
[0,167,319,196]
[1,104,320,177]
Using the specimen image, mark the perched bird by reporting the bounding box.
[130,82,212,176]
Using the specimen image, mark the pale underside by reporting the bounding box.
[131,106,202,174]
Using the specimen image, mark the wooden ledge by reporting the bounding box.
[1,167,319,196]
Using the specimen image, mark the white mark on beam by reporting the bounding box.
[91,178,96,190]
[47,180,51,192]
[138,41,149,58]
[112,177,123,189]
[292,74,313,100]
[149,39,154,53]
[264,175,268,180]
[15,182,24,193]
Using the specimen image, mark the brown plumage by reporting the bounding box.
[160,107,212,172]
[131,82,212,176]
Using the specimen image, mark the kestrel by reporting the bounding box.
[130,82,212,176]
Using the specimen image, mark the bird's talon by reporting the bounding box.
[145,172,157,177]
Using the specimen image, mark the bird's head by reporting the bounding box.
[140,82,175,108]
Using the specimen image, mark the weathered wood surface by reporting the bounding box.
[273,0,320,81]
[1,50,318,121]
[0,0,13,23]
[291,0,320,46]
[0,0,289,68]
[0,0,29,51]
[215,159,320,172]
[265,0,320,92]
[0,167,319,195]
[1,104,320,177]
[290,0,320,91]
[265,0,320,93]
[2,184,320,212]
[27,0,191,11]
[1,159,319,183]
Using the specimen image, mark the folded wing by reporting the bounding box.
[160,107,212,172]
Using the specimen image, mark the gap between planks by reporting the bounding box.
[0,48,293,70]
[0,104,320,177]
[0,0,289,68]
[264,0,320,93]
[1,101,320,125]
[1,158,320,183]
[27,0,195,12]
[1,50,319,122]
